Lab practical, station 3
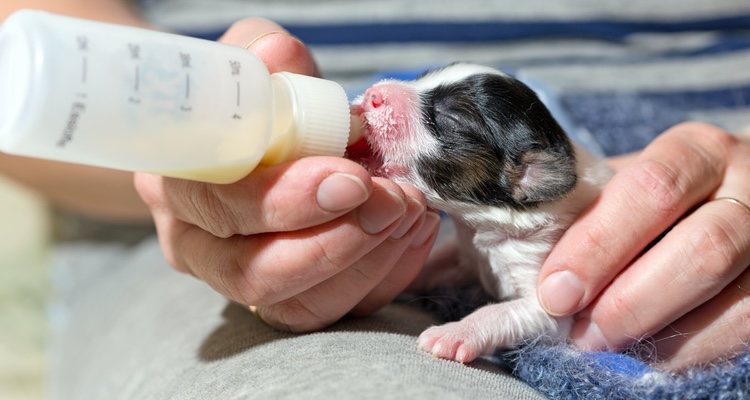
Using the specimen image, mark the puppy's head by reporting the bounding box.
[348,63,577,210]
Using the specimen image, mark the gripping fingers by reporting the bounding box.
[570,194,750,352]
[568,131,750,356]
[160,178,408,309]
[652,267,750,371]
[253,183,435,331]
[135,158,374,238]
[351,211,441,317]
[538,122,734,317]
[257,211,439,332]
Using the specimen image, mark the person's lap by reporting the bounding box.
[49,237,543,399]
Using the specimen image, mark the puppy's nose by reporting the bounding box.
[366,89,384,108]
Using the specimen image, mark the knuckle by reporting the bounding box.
[308,234,349,275]
[192,186,238,238]
[730,300,750,340]
[220,252,268,306]
[259,193,292,232]
[604,289,648,344]
[721,285,750,345]
[133,173,164,208]
[246,32,313,76]
[630,159,684,216]
[666,121,738,155]
[685,219,740,284]
[576,218,616,268]
[701,124,738,150]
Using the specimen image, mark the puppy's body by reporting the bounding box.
[348,64,612,363]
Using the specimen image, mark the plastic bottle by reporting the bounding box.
[0,10,354,183]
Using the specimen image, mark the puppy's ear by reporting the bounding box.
[510,149,577,204]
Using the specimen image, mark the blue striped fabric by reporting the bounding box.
[189,17,750,46]
[157,4,750,157]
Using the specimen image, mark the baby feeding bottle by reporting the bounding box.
[0,10,353,183]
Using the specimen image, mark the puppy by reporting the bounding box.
[347,63,612,363]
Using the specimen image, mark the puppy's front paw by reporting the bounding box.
[417,321,485,364]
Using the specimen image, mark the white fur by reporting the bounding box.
[355,80,442,175]
[416,142,611,363]
[412,63,508,92]
[358,64,613,363]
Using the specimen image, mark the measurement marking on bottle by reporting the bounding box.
[129,44,141,105]
[185,74,190,100]
[236,82,241,106]
[128,43,141,60]
[81,57,88,84]
[134,66,140,91]
[180,52,192,68]
[77,36,88,51]
[57,102,87,147]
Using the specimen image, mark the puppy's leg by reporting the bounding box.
[417,296,572,363]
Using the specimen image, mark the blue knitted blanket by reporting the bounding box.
[505,341,750,400]
[406,282,750,400]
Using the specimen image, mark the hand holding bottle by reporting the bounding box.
[135,19,440,331]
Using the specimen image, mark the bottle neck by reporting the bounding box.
[260,72,352,166]
[260,74,297,165]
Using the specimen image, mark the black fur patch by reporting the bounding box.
[417,73,577,209]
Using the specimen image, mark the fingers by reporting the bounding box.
[136,157,373,237]
[538,122,735,317]
[562,124,750,358]
[571,133,750,354]
[651,267,750,371]
[141,170,439,332]
[257,210,441,332]
[570,197,750,352]
[218,17,319,76]
[149,177,408,303]
[350,211,442,316]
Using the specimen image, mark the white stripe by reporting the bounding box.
[311,32,726,78]
[518,51,750,92]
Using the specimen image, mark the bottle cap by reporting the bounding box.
[273,72,351,159]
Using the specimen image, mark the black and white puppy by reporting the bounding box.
[348,63,612,363]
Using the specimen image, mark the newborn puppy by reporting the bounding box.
[347,63,612,363]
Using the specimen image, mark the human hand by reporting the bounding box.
[537,122,750,371]
[134,19,440,332]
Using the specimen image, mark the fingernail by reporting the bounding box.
[411,212,440,247]
[570,319,609,351]
[538,270,585,316]
[390,198,426,239]
[316,173,369,212]
[358,188,407,234]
